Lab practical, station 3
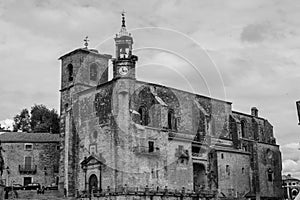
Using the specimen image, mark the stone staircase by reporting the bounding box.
[5,189,73,200]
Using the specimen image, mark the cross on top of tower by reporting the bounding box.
[84,36,89,48]
[121,10,126,28]
[117,10,130,37]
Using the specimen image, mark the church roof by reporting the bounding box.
[282,174,300,181]
[0,132,60,143]
[58,48,112,60]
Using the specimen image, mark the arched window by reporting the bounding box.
[138,106,149,126]
[168,109,177,130]
[267,168,273,182]
[67,64,73,82]
[241,120,246,138]
[90,63,98,81]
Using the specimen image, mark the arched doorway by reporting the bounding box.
[193,163,206,192]
[88,174,98,193]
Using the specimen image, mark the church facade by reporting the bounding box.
[58,14,282,200]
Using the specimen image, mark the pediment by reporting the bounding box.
[81,154,106,167]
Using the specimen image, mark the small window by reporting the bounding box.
[241,120,246,138]
[267,168,273,182]
[67,64,73,82]
[242,167,244,174]
[138,106,149,126]
[148,141,154,153]
[89,144,97,155]
[24,143,33,151]
[56,145,60,150]
[221,153,224,159]
[226,165,230,175]
[168,109,177,130]
[90,63,98,81]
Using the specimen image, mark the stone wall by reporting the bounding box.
[2,142,59,187]
[257,143,282,198]
[215,150,251,198]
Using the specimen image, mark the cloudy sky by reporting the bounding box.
[1,0,300,177]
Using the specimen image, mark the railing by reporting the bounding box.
[78,186,217,199]
[133,146,160,157]
[19,165,37,174]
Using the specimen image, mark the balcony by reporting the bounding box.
[19,165,37,174]
[133,146,160,157]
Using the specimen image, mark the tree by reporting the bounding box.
[12,104,60,134]
[13,109,31,132]
[30,104,60,133]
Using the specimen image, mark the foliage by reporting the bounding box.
[13,104,59,133]
[13,109,31,132]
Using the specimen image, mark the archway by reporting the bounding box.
[193,163,206,192]
[88,174,98,193]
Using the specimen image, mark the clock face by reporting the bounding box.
[119,66,129,76]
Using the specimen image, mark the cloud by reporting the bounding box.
[0,119,14,131]
[240,20,287,43]
[281,142,300,179]
[240,22,271,43]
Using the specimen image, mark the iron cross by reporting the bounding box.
[84,36,89,48]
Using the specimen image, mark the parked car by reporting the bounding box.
[46,184,58,190]
[4,183,24,191]
[24,183,41,190]
[12,183,24,190]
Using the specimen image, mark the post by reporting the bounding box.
[82,165,87,192]
[98,165,102,192]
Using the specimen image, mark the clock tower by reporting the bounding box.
[112,12,138,79]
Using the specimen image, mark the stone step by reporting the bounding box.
[5,189,67,199]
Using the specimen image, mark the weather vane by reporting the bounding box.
[84,36,89,48]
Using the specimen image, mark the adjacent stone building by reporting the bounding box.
[282,174,300,199]
[0,132,60,187]
[59,14,282,200]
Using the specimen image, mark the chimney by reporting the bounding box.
[251,107,258,117]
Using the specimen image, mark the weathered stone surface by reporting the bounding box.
[59,31,282,200]
[0,133,60,187]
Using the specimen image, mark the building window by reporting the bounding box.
[89,144,97,155]
[148,141,154,153]
[241,120,246,138]
[226,165,230,175]
[24,143,33,151]
[67,64,73,82]
[90,63,98,81]
[267,168,273,182]
[168,109,177,130]
[138,106,149,126]
[242,167,244,174]
[24,156,32,170]
[221,153,224,159]
[56,145,60,150]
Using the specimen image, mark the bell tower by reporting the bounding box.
[112,12,138,79]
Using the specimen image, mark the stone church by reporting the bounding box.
[58,14,282,200]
